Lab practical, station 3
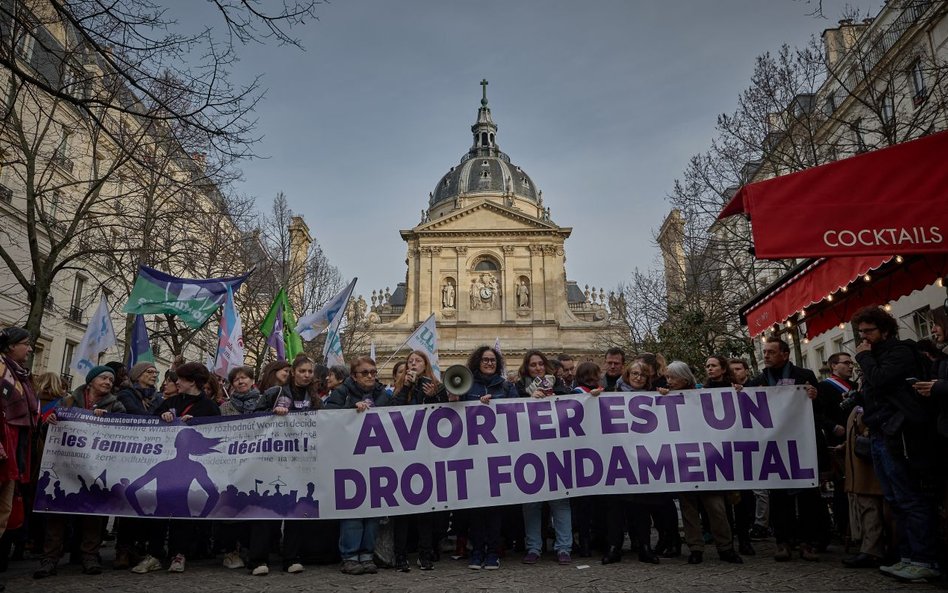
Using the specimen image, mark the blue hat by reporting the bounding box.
[85,365,115,385]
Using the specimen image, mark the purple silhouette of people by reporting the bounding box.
[125,428,222,517]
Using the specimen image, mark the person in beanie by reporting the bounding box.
[0,327,38,592]
[115,362,164,571]
[34,365,125,579]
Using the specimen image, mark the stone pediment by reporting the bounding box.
[407,202,567,235]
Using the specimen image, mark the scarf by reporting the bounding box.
[229,387,262,414]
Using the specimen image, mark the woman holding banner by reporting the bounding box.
[257,360,291,393]
[257,355,330,575]
[152,362,221,574]
[515,350,573,566]
[601,361,663,565]
[460,346,517,570]
[391,351,447,571]
[325,356,391,575]
[661,361,743,566]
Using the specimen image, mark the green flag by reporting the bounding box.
[124,265,250,329]
[260,288,303,361]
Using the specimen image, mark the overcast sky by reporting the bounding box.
[178,0,879,298]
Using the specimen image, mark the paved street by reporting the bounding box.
[0,539,936,592]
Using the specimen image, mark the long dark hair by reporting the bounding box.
[258,360,291,392]
[290,354,322,408]
[518,349,550,379]
[705,355,734,385]
[467,345,504,377]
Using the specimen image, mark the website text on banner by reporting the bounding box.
[314,386,817,519]
[36,408,320,520]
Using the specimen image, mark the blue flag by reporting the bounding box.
[129,315,155,367]
[124,265,251,328]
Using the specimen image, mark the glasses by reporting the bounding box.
[143,369,158,374]
[481,358,497,365]
[355,369,378,377]
[628,371,646,377]
[857,327,879,334]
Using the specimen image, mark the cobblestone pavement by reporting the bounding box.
[0,539,938,592]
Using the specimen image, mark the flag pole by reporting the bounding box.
[378,312,435,368]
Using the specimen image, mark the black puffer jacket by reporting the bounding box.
[324,377,391,409]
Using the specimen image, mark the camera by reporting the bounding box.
[839,390,862,415]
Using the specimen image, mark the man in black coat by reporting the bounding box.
[853,306,940,582]
[746,337,824,562]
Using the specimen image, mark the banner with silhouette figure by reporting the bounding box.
[35,408,321,519]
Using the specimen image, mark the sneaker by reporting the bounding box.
[799,544,819,562]
[395,554,410,572]
[521,551,540,565]
[286,562,304,574]
[557,551,572,565]
[340,559,364,575]
[484,553,500,570]
[82,556,103,575]
[468,550,483,570]
[748,525,771,540]
[168,554,186,573]
[417,552,434,571]
[113,549,132,570]
[360,560,377,574]
[33,561,57,579]
[251,564,269,576]
[880,560,910,576]
[131,555,162,574]
[223,551,245,569]
[891,564,942,583]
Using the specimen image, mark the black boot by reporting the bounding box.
[687,551,703,565]
[637,545,660,565]
[601,546,622,565]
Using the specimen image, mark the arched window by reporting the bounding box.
[474,259,498,272]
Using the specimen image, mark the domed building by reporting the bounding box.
[366,81,617,368]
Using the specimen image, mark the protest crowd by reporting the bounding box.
[0,303,947,589]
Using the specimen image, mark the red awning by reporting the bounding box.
[718,131,948,259]
[804,254,948,338]
[743,255,891,337]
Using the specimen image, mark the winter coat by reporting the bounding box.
[514,375,571,398]
[154,392,220,419]
[390,380,448,406]
[116,383,160,416]
[324,377,391,409]
[843,407,883,496]
[460,371,517,402]
[64,385,127,414]
[220,387,263,415]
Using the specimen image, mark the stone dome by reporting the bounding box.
[429,80,540,208]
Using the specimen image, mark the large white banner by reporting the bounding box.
[37,408,320,519]
[313,386,818,518]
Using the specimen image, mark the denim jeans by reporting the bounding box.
[523,498,572,554]
[338,517,379,561]
[870,436,937,564]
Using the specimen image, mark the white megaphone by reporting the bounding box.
[442,364,473,396]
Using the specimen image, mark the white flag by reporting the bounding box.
[213,286,244,378]
[405,313,440,379]
[71,294,117,375]
[322,279,358,368]
[296,278,358,341]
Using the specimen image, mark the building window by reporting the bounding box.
[15,32,35,63]
[70,275,86,322]
[832,337,844,354]
[815,345,826,367]
[62,341,76,374]
[474,259,498,271]
[851,119,867,153]
[881,88,895,125]
[910,59,927,104]
[912,306,932,340]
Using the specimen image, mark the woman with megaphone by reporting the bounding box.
[390,350,447,572]
[458,346,517,570]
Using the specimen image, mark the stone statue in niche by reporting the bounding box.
[470,272,499,310]
[517,279,530,308]
[442,280,456,309]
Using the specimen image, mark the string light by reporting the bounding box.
[863,274,871,282]
[938,278,944,288]
[799,309,806,319]
[827,294,834,302]
[803,338,810,344]
[840,286,848,293]
[895,255,904,264]
[785,321,793,328]
[839,323,846,330]
[884,304,892,311]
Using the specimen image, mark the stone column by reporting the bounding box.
[529,244,545,321]
[456,246,468,323]
[542,245,559,318]
[501,245,514,322]
[407,246,420,324]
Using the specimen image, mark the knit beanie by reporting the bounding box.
[129,361,157,382]
[85,365,115,385]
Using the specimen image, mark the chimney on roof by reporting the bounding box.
[822,18,869,70]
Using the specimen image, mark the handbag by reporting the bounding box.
[853,435,872,460]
